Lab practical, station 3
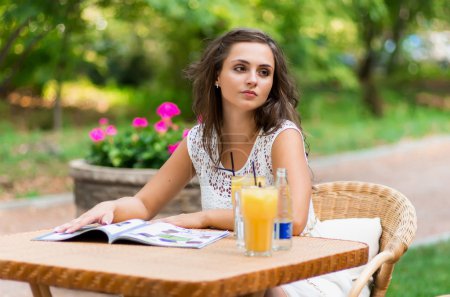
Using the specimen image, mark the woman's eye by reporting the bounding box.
[259,69,270,76]
[234,66,246,72]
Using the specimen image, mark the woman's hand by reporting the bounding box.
[159,212,208,229]
[54,201,116,233]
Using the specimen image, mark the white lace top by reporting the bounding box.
[187,119,317,235]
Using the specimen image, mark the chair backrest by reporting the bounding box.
[312,181,417,297]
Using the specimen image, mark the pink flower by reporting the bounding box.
[132,117,148,128]
[105,125,117,136]
[154,120,168,133]
[99,118,108,126]
[156,102,181,119]
[89,128,106,142]
[182,128,190,138]
[168,142,180,154]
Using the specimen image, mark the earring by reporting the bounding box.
[215,82,219,89]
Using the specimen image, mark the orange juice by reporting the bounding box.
[231,176,266,249]
[241,186,278,256]
[231,175,265,207]
[231,176,253,208]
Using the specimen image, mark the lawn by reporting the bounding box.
[387,240,450,296]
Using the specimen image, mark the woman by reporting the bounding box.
[56,28,311,235]
[57,28,353,297]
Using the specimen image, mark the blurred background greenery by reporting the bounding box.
[0,0,449,200]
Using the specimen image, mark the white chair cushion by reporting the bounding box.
[312,217,382,280]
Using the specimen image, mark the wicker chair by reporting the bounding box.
[312,181,417,297]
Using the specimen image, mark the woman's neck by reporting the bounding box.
[221,111,258,143]
[220,111,259,171]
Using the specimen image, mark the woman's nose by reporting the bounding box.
[246,71,257,86]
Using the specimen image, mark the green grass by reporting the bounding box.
[302,88,450,155]
[387,240,450,296]
[0,121,91,197]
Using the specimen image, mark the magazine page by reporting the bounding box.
[33,224,104,241]
[98,219,146,240]
[33,219,145,242]
[114,222,230,248]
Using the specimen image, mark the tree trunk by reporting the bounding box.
[53,2,77,131]
[386,6,409,74]
[358,51,383,117]
[357,11,384,117]
[53,30,69,132]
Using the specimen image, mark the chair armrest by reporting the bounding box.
[348,250,395,297]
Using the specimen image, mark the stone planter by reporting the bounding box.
[69,159,201,217]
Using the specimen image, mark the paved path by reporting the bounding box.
[1,134,449,296]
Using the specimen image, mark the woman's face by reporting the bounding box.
[217,42,274,114]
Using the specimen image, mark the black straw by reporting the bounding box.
[230,152,235,176]
[252,161,257,186]
[215,166,235,173]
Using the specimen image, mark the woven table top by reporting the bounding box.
[0,230,368,297]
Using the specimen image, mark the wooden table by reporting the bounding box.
[0,230,368,297]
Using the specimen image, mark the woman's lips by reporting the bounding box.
[241,90,257,97]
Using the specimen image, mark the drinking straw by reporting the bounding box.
[230,152,235,176]
[215,167,234,173]
[252,161,257,186]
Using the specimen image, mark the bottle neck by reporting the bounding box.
[276,168,287,179]
[276,168,287,186]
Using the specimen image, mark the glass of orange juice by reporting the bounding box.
[241,185,278,257]
[231,175,265,249]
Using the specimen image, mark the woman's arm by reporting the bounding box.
[271,129,312,235]
[55,138,196,233]
[161,209,234,230]
[131,137,196,220]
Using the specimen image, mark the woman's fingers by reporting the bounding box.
[53,222,73,233]
[101,212,113,225]
[64,215,99,233]
[54,201,116,233]
[54,215,94,233]
[54,210,114,233]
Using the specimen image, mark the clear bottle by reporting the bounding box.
[273,168,293,251]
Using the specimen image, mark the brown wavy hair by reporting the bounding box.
[185,28,303,165]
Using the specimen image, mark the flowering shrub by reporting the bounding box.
[86,102,189,169]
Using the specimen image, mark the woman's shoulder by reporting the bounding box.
[279,119,300,131]
[269,120,301,136]
[186,123,206,161]
[187,123,203,138]
[258,120,300,147]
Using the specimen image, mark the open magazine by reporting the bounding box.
[34,219,230,249]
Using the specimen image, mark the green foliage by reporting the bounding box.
[0,0,87,94]
[387,240,450,296]
[2,0,448,118]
